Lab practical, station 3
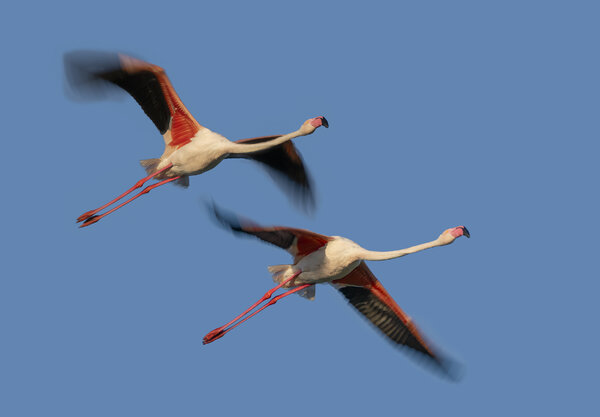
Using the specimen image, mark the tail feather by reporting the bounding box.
[297,285,316,300]
[139,159,188,187]
[174,176,189,188]
[268,265,293,284]
[267,265,314,300]
[140,158,161,175]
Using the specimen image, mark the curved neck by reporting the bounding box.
[228,129,304,154]
[359,238,444,261]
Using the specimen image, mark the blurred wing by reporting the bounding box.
[64,51,202,151]
[212,204,330,259]
[333,262,447,369]
[229,136,315,211]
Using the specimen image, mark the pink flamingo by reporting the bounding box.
[64,51,328,227]
[203,206,469,375]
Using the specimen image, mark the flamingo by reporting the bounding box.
[64,51,328,227]
[203,206,469,376]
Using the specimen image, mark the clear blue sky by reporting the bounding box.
[2,1,598,415]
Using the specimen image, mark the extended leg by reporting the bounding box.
[202,274,314,345]
[202,271,301,344]
[77,163,174,223]
[80,176,181,227]
[203,284,312,344]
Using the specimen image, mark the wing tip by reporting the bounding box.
[207,201,239,232]
[206,201,258,234]
[400,341,464,381]
[63,50,121,101]
[413,348,464,382]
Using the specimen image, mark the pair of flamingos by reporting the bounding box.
[66,51,469,377]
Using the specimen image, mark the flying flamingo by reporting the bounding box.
[203,206,470,376]
[64,51,328,227]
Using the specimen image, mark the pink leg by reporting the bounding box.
[80,176,181,227]
[77,163,174,223]
[202,271,307,345]
[205,271,301,335]
[203,284,312,344]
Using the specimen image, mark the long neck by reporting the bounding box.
[359,238,444,261]
[228,129,304,154]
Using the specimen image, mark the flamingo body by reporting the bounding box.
[64,51,328,226]
[208,206,470,376]
[159,128,231,177]
[273,236,365,285]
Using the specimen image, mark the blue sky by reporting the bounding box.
[2,1,599,415]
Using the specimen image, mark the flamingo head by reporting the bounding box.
[438,226,470,245]
[300,116,329,135]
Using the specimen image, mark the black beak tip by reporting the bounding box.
[461,226,470,238]
[320,116,329,128]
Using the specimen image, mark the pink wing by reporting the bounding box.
[64,51,201,150]
[333,262,456,376]
[229,136,314,210]
[212,204,330,260]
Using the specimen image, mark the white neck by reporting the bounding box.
[227,129,306,154]
[359,238,445,261]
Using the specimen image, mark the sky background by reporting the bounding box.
[2,0,599,415]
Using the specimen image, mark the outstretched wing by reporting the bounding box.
[229,136,315,211]
[64,51,202,151]
[211,204,330,260]
[333,262,454,375]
